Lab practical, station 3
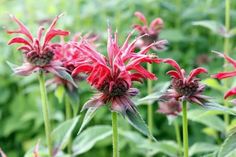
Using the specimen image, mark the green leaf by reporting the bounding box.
[78,108,97,134]
[125,109,152,139]
[202,78,225,92]
[204,102,236,116]
[218,131,236,157]
[66,88,80,116]
[51,116,80,153]
[55,68,77,87]
[55,85,65,103]
[187,109,226,132]
[72,125,112,155]
[193,20,226,37]
[189,142,219,156]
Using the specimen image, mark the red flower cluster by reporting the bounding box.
[212,51,236,99]
[162,59,209,105]
[133,11,164,50]
[72,28,166,114]
[7,14,74,82]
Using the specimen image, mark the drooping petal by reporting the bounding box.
[213,51,236,68]
[132,65,157,80]
[224,87,236,99]
[212,71,236,80]
[134,11,147,25]
[81,95,105,111]
[8,37,32,47]
[7,15,33,41]
[72,64,93,76]
[167,70,181,79]
[187,67,208,82]
[12,63,39,76]
[163,58,183,77]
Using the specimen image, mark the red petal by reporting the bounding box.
[7,15,33,41]
[214,51,236,68]
[134,11,147,24]
[167,70,181,79]
[212,71,236,80]
[72,64,93,76]
[224,87,236,99]
[163,58,182,74]
[150,18,163,32]
[132,65,157,80]
[8,37,32,47]
[187,67,208,82]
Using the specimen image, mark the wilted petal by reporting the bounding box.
[13,63,39,76]
[82,95,105,111]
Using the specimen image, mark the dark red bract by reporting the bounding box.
[162,59,209,105]
[72,28,165,114]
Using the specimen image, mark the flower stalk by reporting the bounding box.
[223,0,231,126]
[182,100,188,157]
[65,94,72,154]
[147,63,153,140]
[38,71,53,157]
[112,112,119,157]
[174,120,182,156]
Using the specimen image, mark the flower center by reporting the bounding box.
[99,79,129,97]
[172,79,199,97]
[26,50,54,66]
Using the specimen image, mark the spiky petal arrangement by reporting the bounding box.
[212,51,236,99]
[162,59,209,105]
[7,14,75,84]
[133,11,165,50]
[72,28,166,115]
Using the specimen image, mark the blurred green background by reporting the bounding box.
[1,0,236,156]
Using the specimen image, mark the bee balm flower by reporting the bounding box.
[72,28,165,115]
[7,14,74,83]
[162,59,209,105]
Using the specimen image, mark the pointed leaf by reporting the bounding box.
[189,142,219,156]
[51,116,80,153]
[55,69,77,87]
[78,108,97,134]
[72,125,112,155]
[218,131,236,157]
[202,78,225,93]
[65,88,80,116]
[204,102,236,116]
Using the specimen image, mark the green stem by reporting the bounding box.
[223,0,231,126]
[65,94,72,154]
[174,120,182,156]
[112,112,119,157]
[182,100,188,157]
[147,63,153,141]
[38,71,53,157]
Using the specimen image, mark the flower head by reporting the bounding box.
[212,51,236,99]
[7,14,73,81]
[133,11,164,50]
[72,28,165,114]
[162,59,209,105]
[157,99,182,116]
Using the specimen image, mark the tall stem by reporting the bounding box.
[65,94,72,154]
[182,100,188,157]
[223,0,231,126]
[38,71,53,157]
[112,112,119,157]
[174,120,182,156]
[147,63,153,140]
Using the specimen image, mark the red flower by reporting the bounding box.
[162,59,209,105]
[157,99,182,116]
[7,14,73,83]
[133,11,165,50]
[212,51,236,99]
[72,28,165,114]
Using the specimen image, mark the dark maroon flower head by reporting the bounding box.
[212,51,236,99]
[157,99,182,116]
[72,28,165,114]
[162,59,209,105]
[133,11,164,50]
[7,14,70,78]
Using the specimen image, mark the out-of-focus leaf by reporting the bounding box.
[54,69,77,87]
[187,109,226,132]
[202,127,218,139]
[202,78,225,92]
[160,29,186,42]
[193,20,226,37]
[72,125,112,155]
[66,88,80,116]
[78,108,97,134]
[54,85,65,104]
[51,116,80,153]
[204,102,236,116]
[218,131,236,157]
[189,142,219,156]
[24,145,48,157]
